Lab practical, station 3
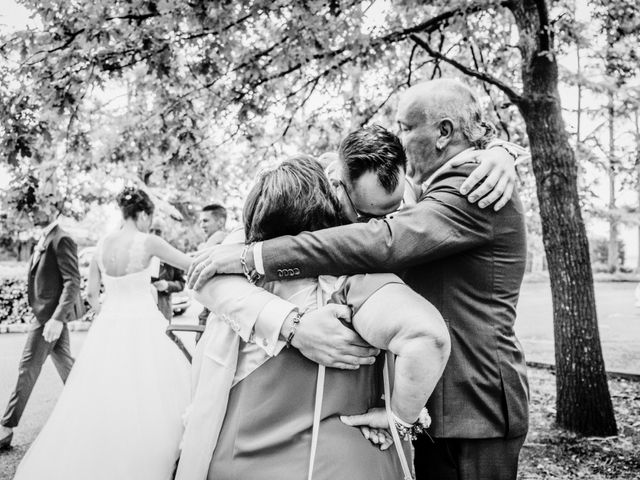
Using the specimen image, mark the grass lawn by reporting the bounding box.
[516,282,640,374]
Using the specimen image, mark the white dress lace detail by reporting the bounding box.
[13,230,190,480]
[124,232,148,274]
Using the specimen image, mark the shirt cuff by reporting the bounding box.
[254,242,265,275]
[253,297,296,356]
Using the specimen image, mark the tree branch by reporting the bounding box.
[407,43,419,86]
[359,87,398,127]
[534,0,552,52]
[469,43,511,139]
[410,33,522,104]
[282,77,321,138]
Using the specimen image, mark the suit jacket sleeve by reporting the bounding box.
[51,235,81,323]
[195,228,297,356]
[260,171,494,281]
[165,267,186,294]
[194,276,296,356]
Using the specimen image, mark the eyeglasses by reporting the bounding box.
[338,180,394,223]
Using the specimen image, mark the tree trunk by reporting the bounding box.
[576,35,582,144]
[607,93,619,272]
[634,109,640,273]
[510,0,617,436]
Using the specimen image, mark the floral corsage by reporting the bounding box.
[392,408,431,441]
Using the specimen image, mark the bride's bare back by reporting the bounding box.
[88,226,191,309]
[99,231,152,277]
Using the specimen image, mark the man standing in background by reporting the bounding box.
[197,203,228,342]
[0,201,84,450]
[199,203,228,249]
[150,223,187,321]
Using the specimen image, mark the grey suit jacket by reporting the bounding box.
[28,226,84,323]
[156,263,186,320]
[259,164,529,439]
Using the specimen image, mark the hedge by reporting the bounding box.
[0,277,95,325]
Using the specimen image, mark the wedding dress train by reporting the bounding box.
[13,232,189,480]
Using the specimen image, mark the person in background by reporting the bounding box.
[0,199,84,450]
[150,223,186,321]
[199,203,228,249]
[196,203,228,342]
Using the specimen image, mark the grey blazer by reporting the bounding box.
[28,226,84,323]
[258,164,529,439]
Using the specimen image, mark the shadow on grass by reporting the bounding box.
[519,368,640,479]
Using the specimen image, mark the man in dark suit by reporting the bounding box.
[190,79,529,479]
[154,262,187,321]
[150,224,187,321]
[0,205,84,449]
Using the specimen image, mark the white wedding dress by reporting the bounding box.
[13,232,190,480]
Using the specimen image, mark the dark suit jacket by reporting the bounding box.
[259,164,529,439]
[28,226,84,323]
[155,263,186,321]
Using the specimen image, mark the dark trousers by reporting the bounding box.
[195,307,210,344]
[414,433,527,480]
[1,322,74,428]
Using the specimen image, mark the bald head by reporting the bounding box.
[396,78,491,182]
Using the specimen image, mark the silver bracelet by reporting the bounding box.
[489,143,519,162]
[285,310,303,348]
[240,243,261,284]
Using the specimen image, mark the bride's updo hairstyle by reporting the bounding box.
[243,154,344,243]
[116,187,155,220]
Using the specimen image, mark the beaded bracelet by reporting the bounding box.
[391,408,432,441]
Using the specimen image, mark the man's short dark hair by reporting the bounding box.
[202,203,227,221]
[339,125,407,194]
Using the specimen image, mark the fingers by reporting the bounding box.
[187,258,217,290]
[329,304,352,322]
[467,169,501,204]
[477,174,509,209]
[331,362,361,370]
[342,354,377,366]
[194,262,217,291]
[379,431,394,451]
[447,149,478,167]
[363,428,393,450]
[340,413,370,427]
[459,160,491,196]
[328,346,378,367]
[186,256,208,286]
[493,181,514,212]
[187,251,210,279]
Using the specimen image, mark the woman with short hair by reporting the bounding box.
[181,155,450,480]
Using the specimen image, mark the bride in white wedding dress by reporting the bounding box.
[13,187,191,480]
